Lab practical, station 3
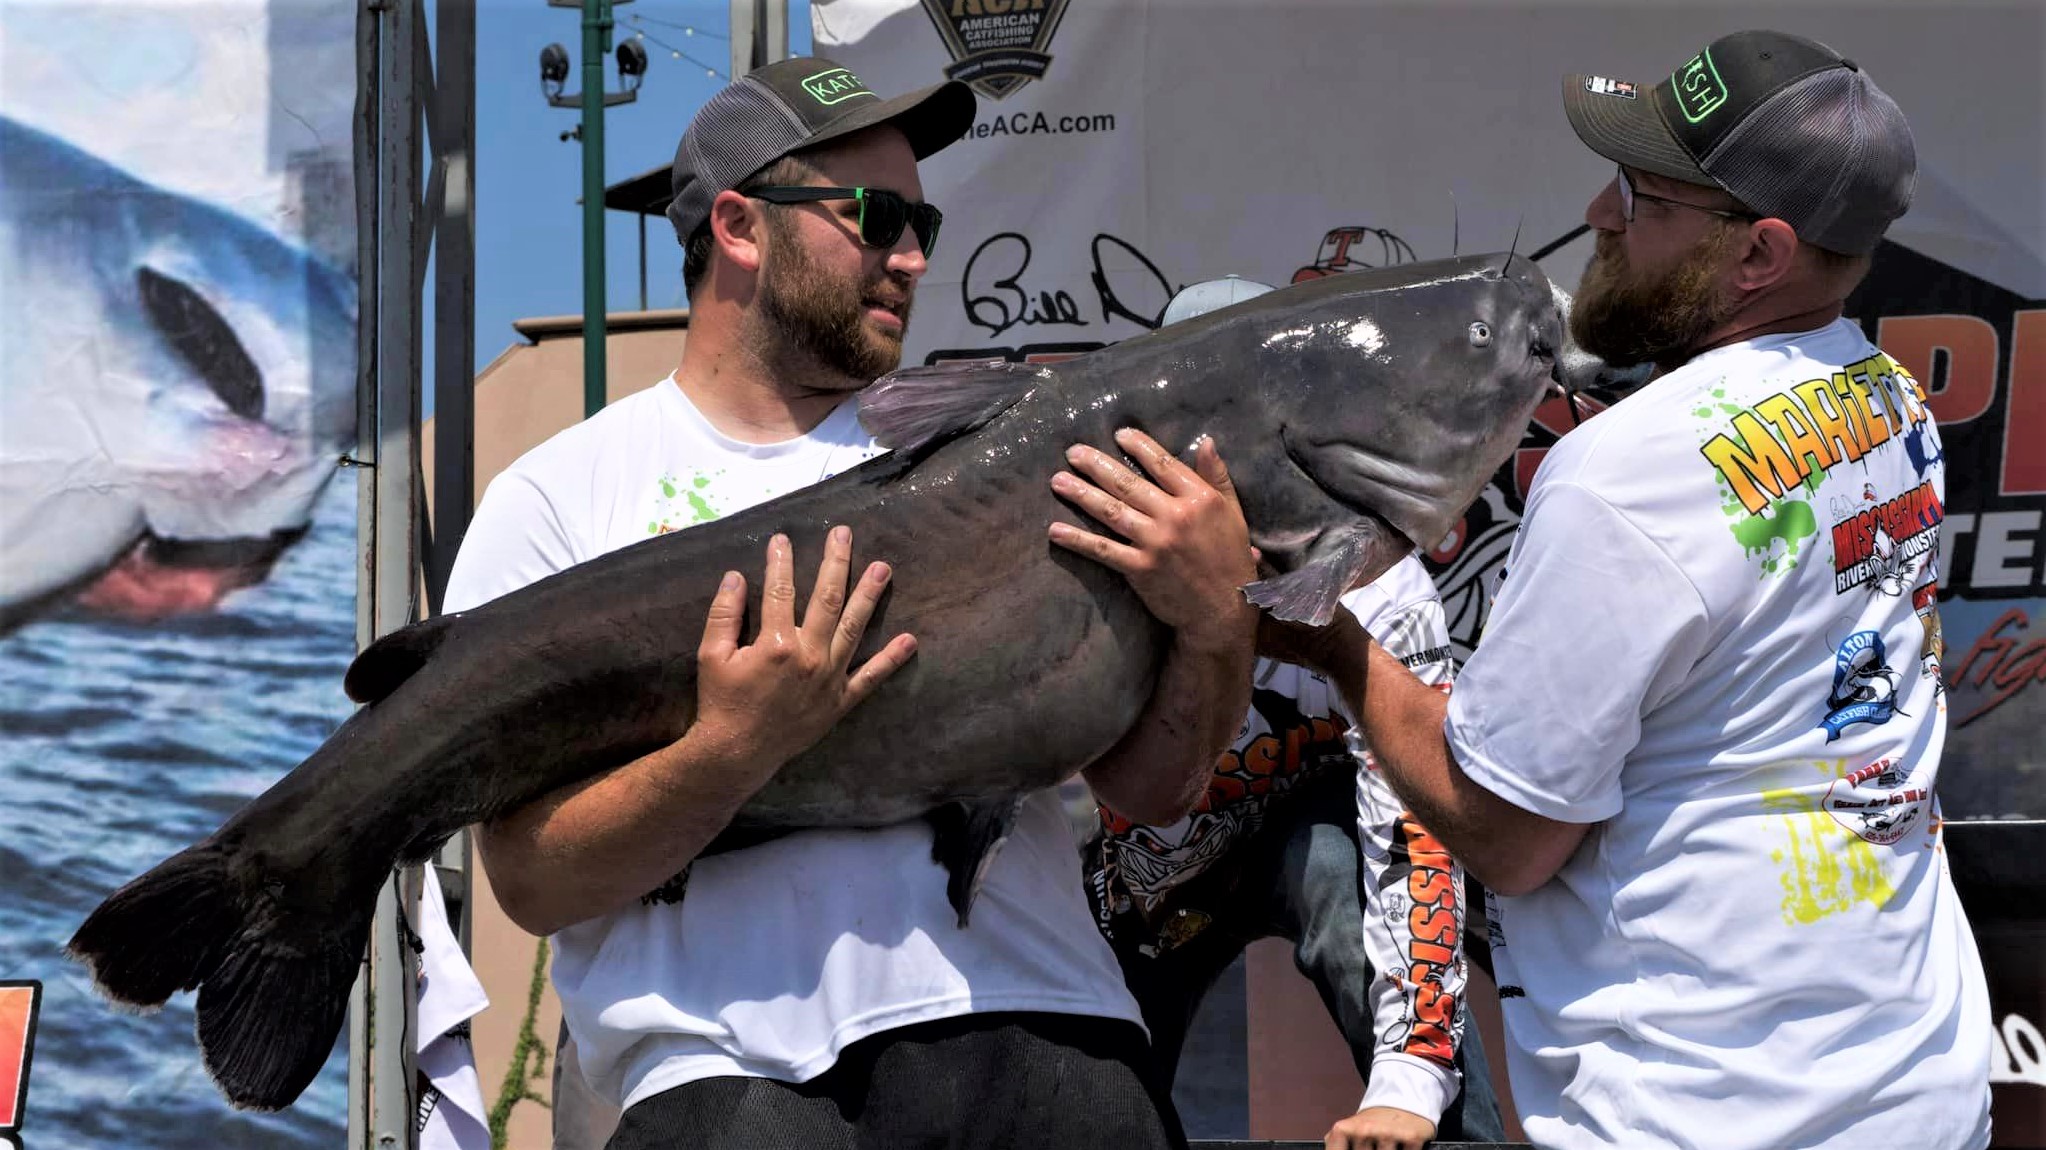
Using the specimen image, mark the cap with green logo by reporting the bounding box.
[1561,30,1916,255]
[667,55,975,246]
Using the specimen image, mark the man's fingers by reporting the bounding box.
[802,525,853,641]
[698,570,746,659]
[1048,520,1146,574]
[1113,427,1201,496]
[1191,435,1243,511]
[844,633,918,705]
[760,533,797,632]
[832,560,892,666]
[1050,469,1152,540]
[1064,442,1170,516]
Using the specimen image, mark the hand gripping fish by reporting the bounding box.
[71,253,1572,1110]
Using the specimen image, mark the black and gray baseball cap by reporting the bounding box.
[1562,30,1916,255]
[666,56,975,246]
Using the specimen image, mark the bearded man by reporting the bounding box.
[445,59,1260,1149]
[1263,30,1994,1150]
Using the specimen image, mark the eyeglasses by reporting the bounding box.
[745,186,944,258]
[1616,166,1759,224]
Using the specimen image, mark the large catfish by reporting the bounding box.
[71,253,1569,1110]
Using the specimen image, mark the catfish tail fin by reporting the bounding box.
[67,843,239,1008]
[68,841,373,1110]
[197,910,366,1109]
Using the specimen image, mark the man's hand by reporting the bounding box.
[1255,595,1371,684]
[1324,1106,1437,1150]
[1047,428,1258,653]
[689,526,918,775]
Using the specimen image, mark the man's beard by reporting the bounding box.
[1570,225,1742,369]
[756,218,913,387]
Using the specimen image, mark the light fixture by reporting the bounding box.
[616,39,648,95]
[539,43,570,102]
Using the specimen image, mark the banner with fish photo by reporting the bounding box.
[0,2,361,1145]
[816,0,2045,1140]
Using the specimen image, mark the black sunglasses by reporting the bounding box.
[745,186,944,258]
[1616,166,1759,224]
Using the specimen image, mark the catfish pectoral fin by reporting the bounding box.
[1245,518,1410,626]
[1244,539,1370,627]
[927,795,1028,929]
[1244,567,1350,626]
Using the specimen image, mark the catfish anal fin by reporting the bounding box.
[344,613,458,704]
[927,796,1027,928]
[858,361,1050,463]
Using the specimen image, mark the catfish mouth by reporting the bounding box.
[1277,424,1425,552]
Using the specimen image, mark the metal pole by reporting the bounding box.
[581,0,610,418]
[349,0,426,1143]
[764,0,787,67]
[347,0,381,1134]
[432,0,476,612]
[730,0,757,79]
[638,213,647,312]
[431,0,477,953]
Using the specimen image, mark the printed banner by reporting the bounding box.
[0,3,360,1148]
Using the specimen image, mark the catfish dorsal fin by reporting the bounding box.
[343,613,458,704]
[857,360,1049,460]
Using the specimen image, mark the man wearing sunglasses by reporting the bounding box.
[443,56,1255,1150]
[1273,30,1993,1150]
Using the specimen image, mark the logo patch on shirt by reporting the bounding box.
[1820,630,1906,741]
[1822,757,1930,846]
[1692,352,1935,580]
[1829,480,1942,596]
[1913,581,1946,695]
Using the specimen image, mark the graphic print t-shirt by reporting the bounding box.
[1089,557,1472,1123]
[1446,319,1992,1149]
[442,376,1141,1111]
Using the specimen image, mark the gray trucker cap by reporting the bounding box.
[667,56,975,246]
[1562,30,1916,255]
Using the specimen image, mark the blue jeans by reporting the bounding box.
[1091,768,1505,1140]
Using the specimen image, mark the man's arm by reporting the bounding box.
[1263,610,1585,898]
[1049,430,1260,826]
[1336,580,1465,1147]
[1265,478,1713,896]
[478,528,917,936]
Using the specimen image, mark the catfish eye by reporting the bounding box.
[1468,321,1492,347]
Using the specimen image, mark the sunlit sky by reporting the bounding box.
[468,0,815,369]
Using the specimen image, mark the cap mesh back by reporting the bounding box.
[1701,69,1915,255]
[666,77,811,244]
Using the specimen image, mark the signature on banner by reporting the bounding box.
[1991,1011,2046,1089]
[958,231,1179,340]
[1947,605,2046,727]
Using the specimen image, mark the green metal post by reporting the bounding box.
[581,0,609,418]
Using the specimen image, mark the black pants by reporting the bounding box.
[605,1011,1185,1150]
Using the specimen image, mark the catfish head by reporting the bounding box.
[1168,253,1563,624]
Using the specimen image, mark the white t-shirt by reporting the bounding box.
[443,376,1142,1111]
[1446,319,1992,1150]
